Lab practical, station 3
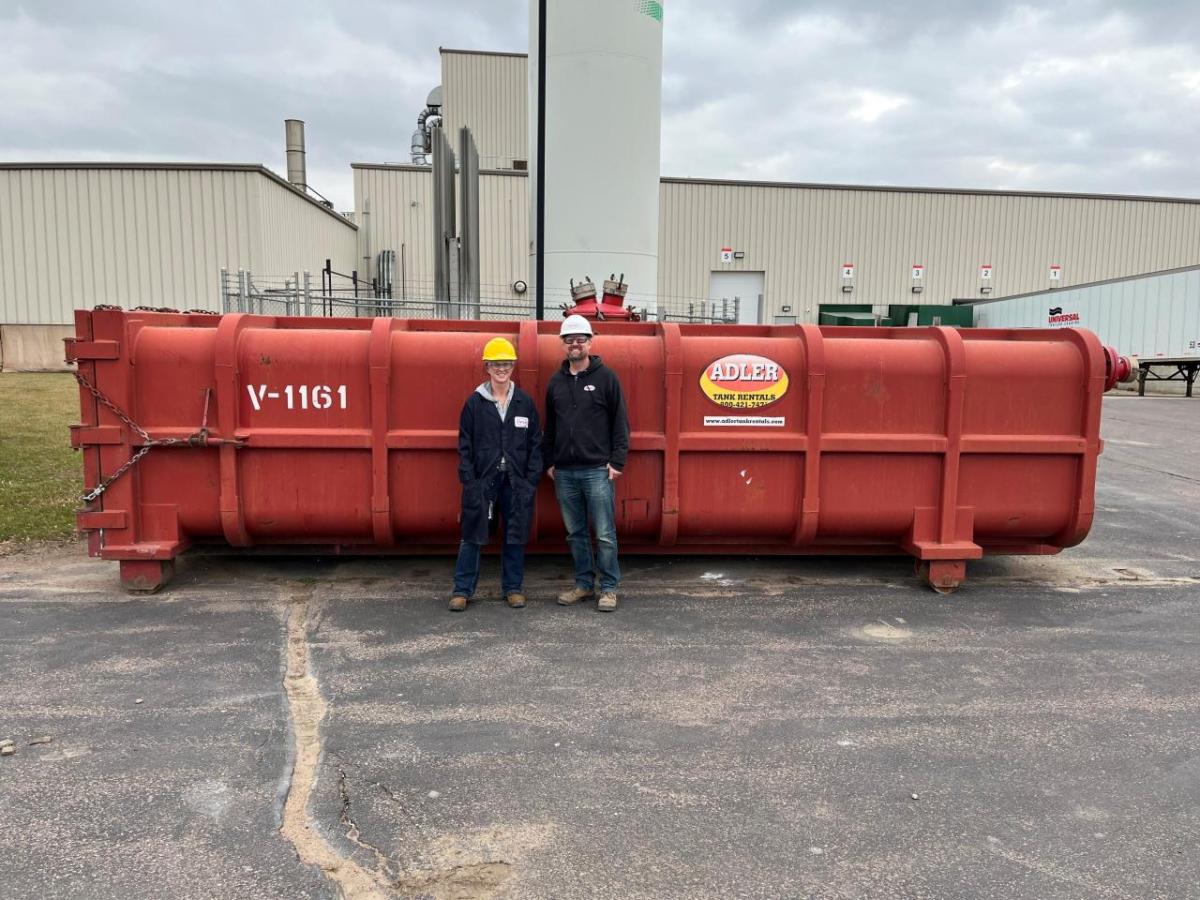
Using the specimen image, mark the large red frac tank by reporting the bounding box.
[66,309,1132,593]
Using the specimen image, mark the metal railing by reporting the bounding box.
[218,267,740,324]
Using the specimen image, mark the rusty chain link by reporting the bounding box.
[79,443,156,504]
[73,371,243,504]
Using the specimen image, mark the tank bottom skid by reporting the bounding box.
[113,542,1060,594]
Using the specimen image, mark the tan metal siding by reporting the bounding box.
[354,166,435,297]
[0,166,357,325]
[351,163,1200,322]
[253,177,358,281]
[441,51,528,170]
[658,180,1200,321]
[353,165,528,303]
[478,172,529,297]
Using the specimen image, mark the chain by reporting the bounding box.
[81,444,155,504]
[74,371,151,445]
[73,371,243,504]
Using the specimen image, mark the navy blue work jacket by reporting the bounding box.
[457,385,543,544]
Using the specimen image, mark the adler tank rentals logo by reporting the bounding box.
[1047,306,1080,325]
[700,354,789,409]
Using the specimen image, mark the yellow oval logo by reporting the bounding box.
[700,354,789,409]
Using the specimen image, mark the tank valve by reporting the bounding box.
[1103,346,1137,392]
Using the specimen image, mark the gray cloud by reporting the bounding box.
[2,0,1198,209]
[0,0,526,208]
[663,1,1200,196]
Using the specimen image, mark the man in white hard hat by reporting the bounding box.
[542,314,630,612]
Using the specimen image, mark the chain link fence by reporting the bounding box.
[219,268,740,324]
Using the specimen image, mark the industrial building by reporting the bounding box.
[358,47,1200,322]
[355,152,1200,322]
[0,162,357,370]
[4,42,1200,369]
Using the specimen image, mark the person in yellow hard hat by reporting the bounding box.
[448,337,543,611]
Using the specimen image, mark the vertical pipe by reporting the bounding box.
[303,270,312,316]
[401,243,407,303]
[324,259,332,317]
[284,119,306,190]
[459,127,481,320]
[432,129,447,316]
[292,271,300,316]
[220,267,229,313]
[535,0,547,320]
[361,198,371,283]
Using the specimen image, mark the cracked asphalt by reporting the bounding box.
[1,393,1198,899]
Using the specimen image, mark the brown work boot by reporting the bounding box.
[557,586,594,606]
[505,591,527,608]
[597,591,618,612]
[448,595,468,612]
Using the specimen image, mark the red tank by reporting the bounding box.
[66,309,1133,593]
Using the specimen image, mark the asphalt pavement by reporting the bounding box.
[1,393,1197,899]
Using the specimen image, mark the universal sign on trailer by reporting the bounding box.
[1047,306,1081,326]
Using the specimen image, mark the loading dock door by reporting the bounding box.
[709,271,765,324]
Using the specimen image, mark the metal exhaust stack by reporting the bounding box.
[284,119,306,191]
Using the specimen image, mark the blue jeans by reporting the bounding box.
[452,474,525,598]
[554,466,620,593]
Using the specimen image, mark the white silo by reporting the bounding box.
[529,0,663,316]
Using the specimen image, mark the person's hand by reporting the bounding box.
[547,466,555,481]
[607,464,622,481]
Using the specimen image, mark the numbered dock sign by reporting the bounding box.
[911,264,924,280]
[841,264,855,279]
[980,265,993,280]
[1049,265,1062,281]
[720,247,733,263]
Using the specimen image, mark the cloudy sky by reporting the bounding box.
[3,0,1199,210]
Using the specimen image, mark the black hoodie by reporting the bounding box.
[542,355,630,471]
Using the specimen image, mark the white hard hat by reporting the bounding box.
[559,314,594,337]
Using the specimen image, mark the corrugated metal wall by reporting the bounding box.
[440,50,528,170]
[253,171,360,281]
[352,165,1200,322]
[972,267,1200,359]
[659,178,1200,320]
[0,164,357,325]
[353,164,527,302]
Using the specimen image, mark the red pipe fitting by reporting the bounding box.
[1102,345,1137,391]
[564,274,641,321]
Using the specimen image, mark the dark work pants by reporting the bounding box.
[452,473,525,598]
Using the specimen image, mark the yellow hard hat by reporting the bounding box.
[482,337,517,362]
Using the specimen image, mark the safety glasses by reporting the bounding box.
[562,336,590,345]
